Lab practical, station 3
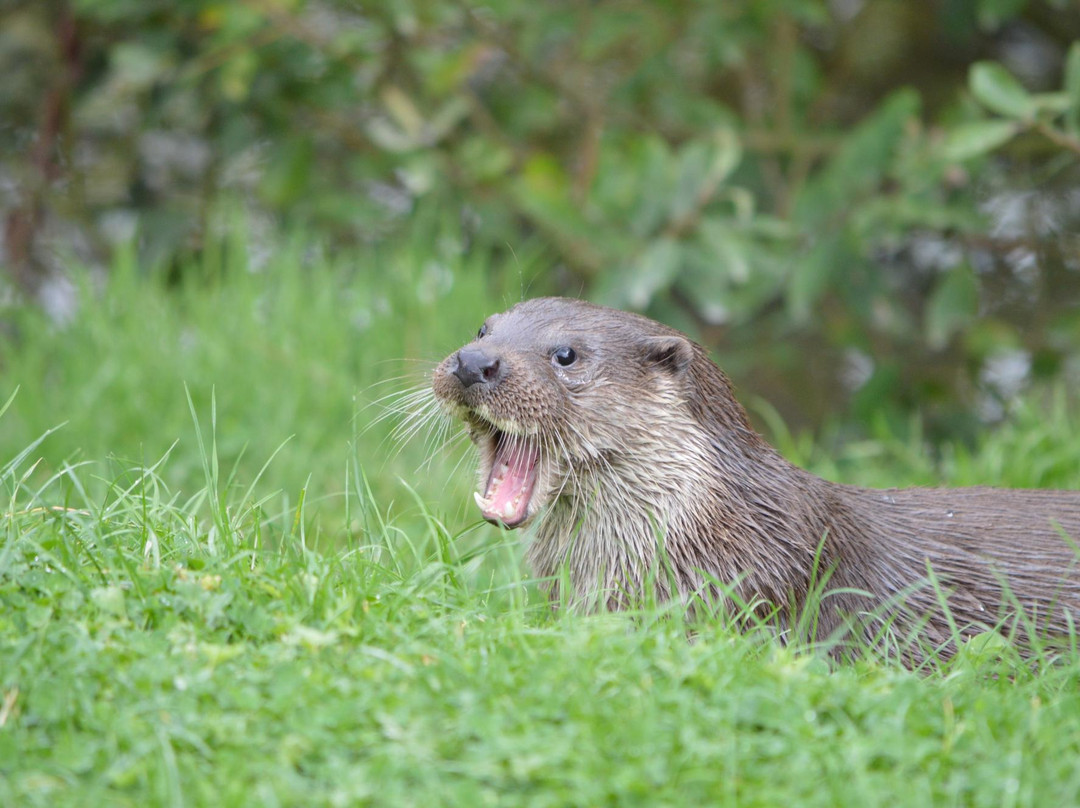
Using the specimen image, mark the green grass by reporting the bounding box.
[4,235,1080,806]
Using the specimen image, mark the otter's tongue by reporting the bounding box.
[475,435,539,527]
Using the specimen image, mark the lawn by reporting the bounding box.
[3,238,1080,807]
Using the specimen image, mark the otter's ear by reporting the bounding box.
[639,335,694,374]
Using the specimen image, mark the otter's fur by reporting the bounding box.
[432,297,1080,657]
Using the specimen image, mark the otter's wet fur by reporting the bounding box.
[432,297,1080,658]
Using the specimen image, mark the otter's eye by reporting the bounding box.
[552,346,577,367]
[477,324,488,340]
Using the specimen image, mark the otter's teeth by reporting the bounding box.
[473,488,528,522]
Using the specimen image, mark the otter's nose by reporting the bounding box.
[453,348,502,388]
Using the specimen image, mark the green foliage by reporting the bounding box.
[2,1,1080,434]
[0,215,520,526]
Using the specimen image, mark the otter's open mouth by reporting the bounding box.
[473,429,540,528]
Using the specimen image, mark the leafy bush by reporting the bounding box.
[2,0,1079,433]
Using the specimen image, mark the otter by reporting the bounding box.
[431,297,1080,660]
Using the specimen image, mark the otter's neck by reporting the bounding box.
[526,424,841,614]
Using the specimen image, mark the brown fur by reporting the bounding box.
[432,297,1080,659]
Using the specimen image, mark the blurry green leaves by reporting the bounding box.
[925,266,979,351]
[975,0,1029,31]
[794,90,919,229]
[970,62,1034,119]
[513,128,743,276]
[261,138,313,207]
[512,153,609,270]
[111,42,175,92]
[787,234,841,325]
[940,121,1019,162]
[969,61,1072,121]
[619,237,681,309]
[954,58,1080,161]
[1064,41,1080,136]
[683,218,789,325]
[5,0,1080,436]
[76,41,177,131]
[456,136,514,183]
[558,126,792,320]
[368,86,470,153]
[504,118,792,324]
[670,128,743,225]
[219,50,258,102]
[786,90,920,322]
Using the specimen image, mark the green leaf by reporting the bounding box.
[670,141,713,222]
[970,62,1033,119]
[219,50,257,102]
[926,265,979,350]
[975,0,1027,30]
[602,237,682,310]
[707,127,742,189]
[699,219,750,283]
[261,139,314,206]
[786,234,843,323]
[955,630,1018,670]
[425,96,470,144]
[629,136,675,237]
[1066,42,1080,135]
[940,120,1019,161]
[1068,42,1080,104]
[383,85,424,137]
[1028,92,1071,114]
[366,87,467,152]
[668,128,742,226]
[457,136,513,182]
[793,89,919,228]
[512,154,611,272]
[112,42,173,91]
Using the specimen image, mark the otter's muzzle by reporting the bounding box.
[453,348,504,388]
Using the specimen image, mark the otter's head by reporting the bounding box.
[432,297,745,529]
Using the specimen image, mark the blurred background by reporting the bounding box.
[2,0,1080,503]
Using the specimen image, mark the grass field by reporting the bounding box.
[4,234,1080,807]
